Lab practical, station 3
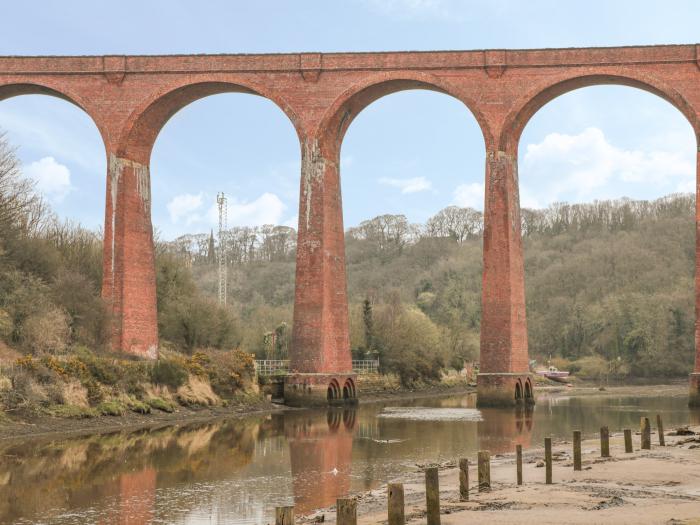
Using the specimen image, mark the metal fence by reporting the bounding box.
[255,360,289,376]
[255,359,380,376]
[352,359,380,374]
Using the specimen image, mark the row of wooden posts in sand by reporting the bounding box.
[273,415,666,525]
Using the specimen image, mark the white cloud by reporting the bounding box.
[167,191,289,229]
[453,182,484,209]
[221,193,287,227]
[24,157,72,202]
[521,127,694,207]
[167,193,204,224]
[379,176,432,194]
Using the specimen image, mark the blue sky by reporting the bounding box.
[0,1,698,239]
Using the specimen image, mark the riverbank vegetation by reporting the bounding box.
[0,132,257,420]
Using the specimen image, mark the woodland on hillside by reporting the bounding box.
[0,130,695,389]
[171,191,695,383]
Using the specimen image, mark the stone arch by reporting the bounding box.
[0,82,109,156]
[499,72,700,153]
[327,378,341,402]
[524,378,533,400]
[342,378,356,400]
[316,71,492,159]
[118,77,304,165]
[515,380,523,401]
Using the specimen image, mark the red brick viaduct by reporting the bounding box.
[1,44,699,406]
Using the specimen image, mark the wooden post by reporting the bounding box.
[425,467,440,525]
[600,426,610,457]
[641,417,651,450]
[516,444,523,485]
[573,430,582,471]
[544,437,552,484]
[275,507,294,525]
[337,499,357,525]
[656,414,665,446]
[478,450,491,492]
[624,429,633,453]
[387,483,405,525]
[459,458,469,501]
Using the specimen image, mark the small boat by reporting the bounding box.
[536,366,570,383]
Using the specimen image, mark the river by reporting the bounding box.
[1,386,696,524]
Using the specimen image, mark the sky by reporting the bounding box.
[0,0,698,239]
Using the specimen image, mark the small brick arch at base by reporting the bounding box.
[284,373,358,407]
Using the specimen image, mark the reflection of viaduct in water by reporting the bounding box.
[284,409,357,514]
[477,407,534,454]
[101,469,157,525]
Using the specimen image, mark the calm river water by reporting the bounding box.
[1,388,697,524]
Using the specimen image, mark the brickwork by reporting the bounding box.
[1,45,699,405]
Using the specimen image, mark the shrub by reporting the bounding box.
[18,305,70,354]
[150,359,188,389]
[204,349,256,399]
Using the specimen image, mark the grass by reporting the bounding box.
[146,397,175,413]
[49,404,98,419]
[97,400,125,416]
[127,398,151,414]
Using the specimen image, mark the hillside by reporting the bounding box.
[175,194,696,381]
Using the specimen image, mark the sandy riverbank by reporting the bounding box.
[303,423,700,524]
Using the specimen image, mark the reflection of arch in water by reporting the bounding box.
[342,409,357,431]
[477,406,534,454]
[287,409,355,514]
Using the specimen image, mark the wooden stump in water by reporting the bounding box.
[337,499,356,525]
[516,444,523,485]
[425,467,440,525]
[624,429,633,453]
[544,437,552,484]
[641,417,651,450]
[459,458,469,501]
[600,426,610,458]
[275,507,294,525]
[478,450,491,492]
[387,483,405,525]
[573,430,582,471]
[657,414,665,446]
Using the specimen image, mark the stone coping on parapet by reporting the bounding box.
[0,44,698,75]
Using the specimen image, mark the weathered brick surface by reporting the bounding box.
[1,45,699,404]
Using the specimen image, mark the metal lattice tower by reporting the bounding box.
[216,192,227,306]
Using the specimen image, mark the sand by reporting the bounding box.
[303,425,700,524]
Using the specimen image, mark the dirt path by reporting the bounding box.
[303,424,700,524]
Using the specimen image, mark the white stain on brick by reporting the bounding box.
[301,139,326,231]
[107,153,152,276]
